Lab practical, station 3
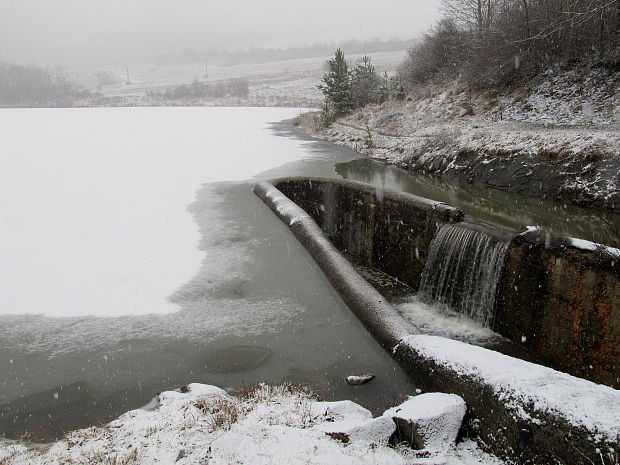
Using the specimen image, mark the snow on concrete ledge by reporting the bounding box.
[568,237,620,259]
[399,335,620,443]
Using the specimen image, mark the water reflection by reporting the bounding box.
[336,158,617,244]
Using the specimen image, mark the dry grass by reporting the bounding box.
[234,382,317,428]
[76,447,140,465]
[194,397,239,432]
[236,381,315,402]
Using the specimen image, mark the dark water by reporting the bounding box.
[336,158,618,244]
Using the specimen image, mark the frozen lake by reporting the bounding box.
[0,107,315,318]
[0,107,415,440]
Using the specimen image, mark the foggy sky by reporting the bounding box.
[0,0,440,66]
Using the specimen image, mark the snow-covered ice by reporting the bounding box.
[0,107,305,318]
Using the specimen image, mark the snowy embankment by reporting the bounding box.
[0,383,501,465]
[302,67,620,209]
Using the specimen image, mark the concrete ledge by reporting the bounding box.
[498,227,620,388]
[270,176,464,290]
[395,335,620,465]
[254,178,620,465]
[254,180,415,349]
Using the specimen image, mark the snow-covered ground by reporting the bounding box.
[0,383,503,465]
[0,107,307,318]
[503,67,620,126]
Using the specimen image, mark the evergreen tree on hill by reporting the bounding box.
[350,55,380,108]
[319,49,352,116]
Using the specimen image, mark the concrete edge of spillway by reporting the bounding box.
[253,179,415,350]
[253,177,620,465]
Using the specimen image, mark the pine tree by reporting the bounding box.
[377,71,390,103]
[393,78,406,101]
[318,49,352,116]
[350,55,380,108]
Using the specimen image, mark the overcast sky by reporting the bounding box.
[0,0,440,66]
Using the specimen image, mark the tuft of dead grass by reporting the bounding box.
[194,398,239,432]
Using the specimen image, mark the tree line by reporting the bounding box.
[148,78,249,100]
[399,0,620,89]
[319,49,405,124]
[153,38,418,67]
[0,63,86,106]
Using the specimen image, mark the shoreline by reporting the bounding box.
[298,72,620,214]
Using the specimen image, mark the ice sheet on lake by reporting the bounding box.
[0,107,305,318]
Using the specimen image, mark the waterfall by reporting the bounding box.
[418,223,510,328]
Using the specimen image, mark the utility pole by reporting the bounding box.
[204,62,208,78]
[125,68,131,85]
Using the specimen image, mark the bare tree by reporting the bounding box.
[401,0,620,89]
[441,0,497,34]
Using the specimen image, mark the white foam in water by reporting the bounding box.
[0,107,304,318]
[397,298,501,344]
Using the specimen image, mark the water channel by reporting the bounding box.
[0,107,613,442]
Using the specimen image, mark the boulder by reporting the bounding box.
[345,374,375,385]
[322,415,397,445]
[346,415,396,444]
[311,400,372,423]
[384,393,466,452]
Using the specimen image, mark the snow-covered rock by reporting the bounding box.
[346,416,396,444]
[345,373,376,385]
[315,411,396,446]
[311,399,373,423]
[384,393,466,452]
[314,393,467,451]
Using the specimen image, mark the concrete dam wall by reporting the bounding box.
[270,176,620,389]
[255,177,620,464]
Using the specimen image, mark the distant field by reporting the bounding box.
[72,50,408,107]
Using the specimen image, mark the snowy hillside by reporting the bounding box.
[301,67,620,210]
